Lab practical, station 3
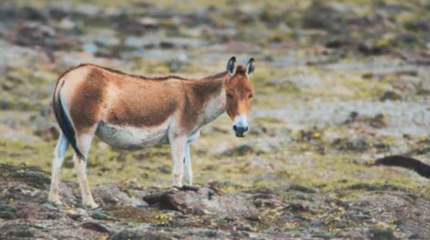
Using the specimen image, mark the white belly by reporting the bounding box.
[96,121,169,150]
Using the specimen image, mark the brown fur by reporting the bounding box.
[106,74,179,127]
[69,68,108,132]
[179,77,226,131]
[58,63,252,134]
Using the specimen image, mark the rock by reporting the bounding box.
[342,111,388,129]
[0,223,35,238]
[285,202,310,212]
[358,42,389,55]
[380,90,402,101]
[136,17,160,28]
[143,187,258,216]
[0,211,15,220]
[91,212,114,220]
[57,18,79,31]
[367,227,397,240]
[92,184,147,208]
[108,230,152,240]
[0,203,17,219]
[0,203,16,212]
[41,203,58,210]
[368,113,388,129]
[325,38,353,49]
[208,180,241,190]
[253,194,286,209]
[81,222,111,233]
[65,207,88,220]
[108,227,285,240]
[0,4,47,22]
[76,208,88,215]
[404,20,430,32]
[48,7,68,20]
[75,4,100,17]
[113,18,150,35]
[332,138,370,152]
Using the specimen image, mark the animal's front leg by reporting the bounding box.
[183,143,193,186]
[169,136,187,187]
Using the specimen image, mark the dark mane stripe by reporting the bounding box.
[79,63,230,82]
[202,71,229,80]
[81,63,190,81]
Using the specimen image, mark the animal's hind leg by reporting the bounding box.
[74,129,99,209]
[48,132,69,205]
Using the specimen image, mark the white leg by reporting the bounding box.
[48,133,68,205]
[169,136,187,187]
[74,133,98,209]
[183,143,193,186]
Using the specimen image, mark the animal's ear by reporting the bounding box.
[246,58,255,77]
[227,56,236,76]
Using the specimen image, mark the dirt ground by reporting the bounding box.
[1,0,430,239]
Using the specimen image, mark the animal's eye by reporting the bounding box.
[227,93,233,99]
[248,94,253,99]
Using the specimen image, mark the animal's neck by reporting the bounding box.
[192,72,229,126]
[203,83,227,125]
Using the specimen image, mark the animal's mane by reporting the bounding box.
[201,71,229,80]
[80,63,228,81]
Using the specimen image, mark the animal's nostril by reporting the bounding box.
[233,125,238,131]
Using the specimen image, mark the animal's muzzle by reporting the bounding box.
[233,115,249,137]
[233,125,249,137]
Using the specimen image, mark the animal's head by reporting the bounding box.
[225,56,255,137]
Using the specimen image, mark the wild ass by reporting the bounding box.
[49,57,255,208]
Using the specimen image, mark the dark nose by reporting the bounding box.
[233,125,249,137]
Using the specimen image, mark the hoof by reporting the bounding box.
[48,197,63,206]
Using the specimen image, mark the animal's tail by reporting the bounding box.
[375,155,430,179]
[53,75,86,161]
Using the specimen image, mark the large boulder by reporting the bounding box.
[143,187,258,216]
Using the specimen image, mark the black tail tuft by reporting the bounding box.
[53,82,86,161]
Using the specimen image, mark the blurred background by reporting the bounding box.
[1,0,430,237]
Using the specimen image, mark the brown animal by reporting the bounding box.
[49,57,255,208]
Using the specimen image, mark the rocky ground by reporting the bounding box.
[1,0,430,239]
